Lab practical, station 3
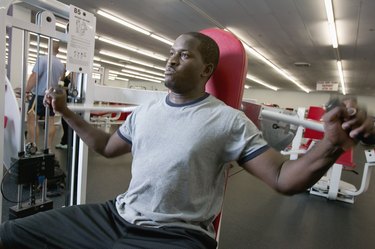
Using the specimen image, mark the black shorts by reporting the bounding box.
[28,95,55,117]
[0,200,217,249]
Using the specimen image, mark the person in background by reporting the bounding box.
[0,32,374,249]
[25,41,65,150]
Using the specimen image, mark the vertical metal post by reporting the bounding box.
[19,30,29,152]
[43,37,53,151]
[41,178,47,202]
[17,185,23,209]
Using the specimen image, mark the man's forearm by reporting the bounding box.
[61,108,112,155]
[277,139,344,195]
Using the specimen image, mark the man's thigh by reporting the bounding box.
[0,202,118,249]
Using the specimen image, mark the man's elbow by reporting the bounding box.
[274,181,307,196]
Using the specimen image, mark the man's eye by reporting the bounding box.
[181,53,189,59]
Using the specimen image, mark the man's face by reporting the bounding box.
[164,34,208,94]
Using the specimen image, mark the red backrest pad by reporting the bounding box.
[200,28,247,110]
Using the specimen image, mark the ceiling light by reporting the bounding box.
[29,48,47,54]
[121,69,164,81]
[246,74,279,91]
[241,42,309,93]
[100,59,125,67]
[337,60,346,95]
[97,10,173,46]
[124,65,165,77]
[109,70,162,83]
[56,54,67,60]
[324,0,338,48]
[115,77,129,82]
[97,10,151,36]
[97,36,167,61]
[150,34,173,46]
[99,50,165,71]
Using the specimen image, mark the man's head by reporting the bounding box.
[52,41,60,55]
[164,32,220,95]
[184,32,220,70]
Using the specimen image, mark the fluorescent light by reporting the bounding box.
[97,10,151,36]
[124,65,165,77]
[97,36,167,61]
[56,54,67,60]
[100,59,125,67]
[246,74,279,91]
[29,48,47,54]
[99,50,165,71]
[30,42,67,56]
[150,34,173,46]
[237,36,310,93]
[324,0,338,48]
[121,69,164,81]
[109,70,162,83]
[97,10,173,46]
[115,77,129,82]
[98,36,137,52]
[336,60,346,95]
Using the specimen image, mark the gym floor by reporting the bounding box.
[2,124,375,248]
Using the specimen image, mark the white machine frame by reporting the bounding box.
[0,0,167,221]
[271,107,375,203]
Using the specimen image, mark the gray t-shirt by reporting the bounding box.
[32,55,65,96]
[116,93,269,238]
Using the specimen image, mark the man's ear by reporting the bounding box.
[202,63,215,78]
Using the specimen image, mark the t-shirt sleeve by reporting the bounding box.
[224,111,269,165]
[117,109,136,145]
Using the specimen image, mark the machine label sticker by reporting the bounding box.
[67,5,96,74]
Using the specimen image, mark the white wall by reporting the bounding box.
[245,89,375,116]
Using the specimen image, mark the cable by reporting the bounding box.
[1,160,32,204]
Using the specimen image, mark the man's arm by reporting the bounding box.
[44,88,132,158]
[242,141,343,195]
[242,100,373,195]
[25,72,37,93]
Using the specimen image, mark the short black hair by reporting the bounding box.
[184,32,220,69]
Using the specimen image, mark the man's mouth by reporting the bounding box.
[165,67,175,75]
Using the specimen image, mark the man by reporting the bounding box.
[1,32,374,249]
[25,41,65,150]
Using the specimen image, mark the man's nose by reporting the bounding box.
[167,54,178,65]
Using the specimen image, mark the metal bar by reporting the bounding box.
[260,109,324,132]
[67,104,137,113]
[43,38,53,151]
[22,0,69,19]
[6,16,68,42]
[17,185,23,209]
[19,30,28,151]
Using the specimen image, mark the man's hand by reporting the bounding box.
[43,87,68,115]
[322,97,374,150]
